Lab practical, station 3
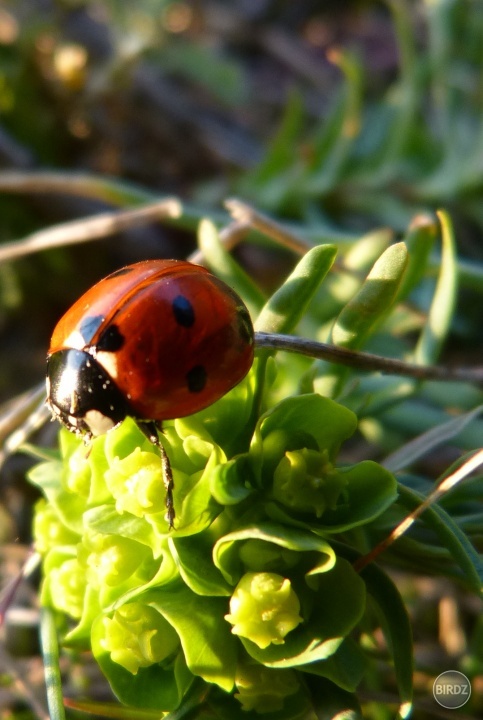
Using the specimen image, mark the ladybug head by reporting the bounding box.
[46,349,132,438]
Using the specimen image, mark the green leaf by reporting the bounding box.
[254,394,358,463]
[252,246,336,441]
[172,448,224,535]
[301,637,367,692]
[161,40,248,107]
[309,677,363,720]
[397,215,438,301]
[414,209,458,364]
[84,504,168,559]
[245,89,305,187]
[379,400,483,451]
[197,218,266,316]
[213,522,335,586]
[28,458,86,535]
[147,585,238,692]
[200,680,315,720]
[63,585,102,648]
[169,535,232,596]
[377,0,419,171]
[344,228,394,271]
[383,404,483,472]
[359,562,413,715]
[306,49,363,194]
[331,241,408,348]
[309,461,398,533]
[254,245,337,334]
[209,456,254,505]
[103,418,153,464]
[40,608,66,720]
[397,485,483,594]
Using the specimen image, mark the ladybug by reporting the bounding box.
[46,259,254,528]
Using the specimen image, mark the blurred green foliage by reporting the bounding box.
[0,0,483,235]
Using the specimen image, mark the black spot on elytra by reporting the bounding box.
[172,295,195,328]
[97,324,125,352]
[79,315,105,343]
[186,365,207,393]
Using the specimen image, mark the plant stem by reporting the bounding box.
[254,332,483,387]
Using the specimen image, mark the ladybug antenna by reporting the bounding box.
[136,420,175,530]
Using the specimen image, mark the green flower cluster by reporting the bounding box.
[30,365,397,716]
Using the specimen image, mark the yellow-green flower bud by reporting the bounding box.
[101,603,179,675]
[49,558,86,619]
[83,533,151,587]
[33,500,79,554]
[273,448,344,517]
[225,572,302,649]
[104,448,165,517]
[235,662,299,713]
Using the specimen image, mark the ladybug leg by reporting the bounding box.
[136,420,175,530]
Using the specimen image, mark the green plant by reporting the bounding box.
[27,217,483,719]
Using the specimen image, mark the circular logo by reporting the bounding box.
[433,671,471,709]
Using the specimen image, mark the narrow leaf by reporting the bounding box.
[397,485,483,594]
[197,218,266,315]
[250,89,305,183]
[40,608,66,720]
[306,49,363,194]
[383,404,483,472]
[397,214,438,301]
[331,242,408,348]
[414,210,457,364]
[254,244,337,334]
[359,561,414,717]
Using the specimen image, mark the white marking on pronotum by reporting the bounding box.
[94,350,119,380]
[84,410,116,436]
[63,329,86,350]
